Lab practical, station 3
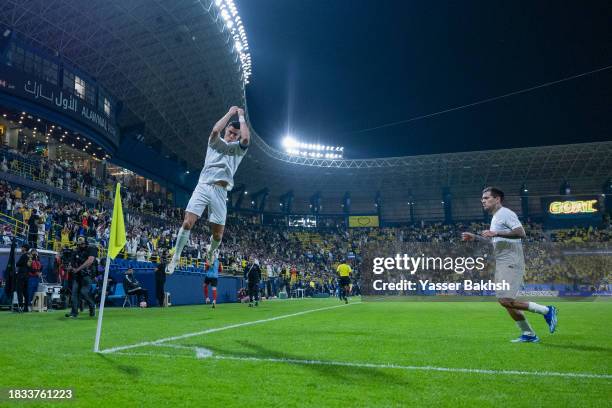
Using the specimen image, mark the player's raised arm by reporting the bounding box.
[210,106,239,141]
[237,108,250,148]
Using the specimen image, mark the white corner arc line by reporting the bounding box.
[100,302,357,354]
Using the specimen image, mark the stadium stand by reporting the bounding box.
[0,2,609,308]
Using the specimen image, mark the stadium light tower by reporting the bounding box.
[282,134,344,159]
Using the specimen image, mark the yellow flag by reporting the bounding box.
[108,183,126,259]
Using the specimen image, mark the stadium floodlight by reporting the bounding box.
[282,136,344,159]
[282,136,298,149]
[214,0,252,84]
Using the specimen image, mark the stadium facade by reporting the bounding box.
[0,0,610,225]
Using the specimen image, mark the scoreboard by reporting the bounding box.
[541,195,603,228]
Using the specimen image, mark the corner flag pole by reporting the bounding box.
[94,183,126,353]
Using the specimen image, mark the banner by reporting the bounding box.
[349,215,379,228]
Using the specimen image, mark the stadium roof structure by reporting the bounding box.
[0,0,246,168]
[238,135,612,219]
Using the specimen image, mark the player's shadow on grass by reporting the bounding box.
[192,340,411,385]
[96,353,142,377]
[540,342,612,353]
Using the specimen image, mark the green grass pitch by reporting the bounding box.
[2,298,611,407]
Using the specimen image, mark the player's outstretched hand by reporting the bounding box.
[461,232,476,241]
[228,106,240,115]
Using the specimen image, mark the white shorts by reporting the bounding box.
[493,241,525,299]
[185,183,228,225]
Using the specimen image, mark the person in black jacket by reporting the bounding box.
[65,236,97,318]
[124,268,149,307]
[15,243,30,312]
[155,250,168,307]
[246,259,261,307]
[27,209,39,249]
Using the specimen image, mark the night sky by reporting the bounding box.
[240,0,612,159]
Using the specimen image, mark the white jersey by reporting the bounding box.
[198,136,248,191]
[490,206,523,244]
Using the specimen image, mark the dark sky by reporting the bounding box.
[241,1,612,159]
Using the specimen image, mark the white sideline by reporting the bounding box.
[110,350,612,380]
[100,302,357,354]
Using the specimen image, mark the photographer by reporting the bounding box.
[27,249,42,307]
[65,236,97,318]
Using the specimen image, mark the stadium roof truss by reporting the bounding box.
[242,136,612,198]
[0,0,246,168]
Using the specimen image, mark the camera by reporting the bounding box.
[61,248,76,267]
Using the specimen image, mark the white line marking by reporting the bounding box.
[100,302,356,354]
[154,343,213,358]
[196,347,213,359]
[111,350,612,380]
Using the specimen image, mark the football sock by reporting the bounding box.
[212,288,217,302]
[173,227,191,262]
[207,235,221,258]
[527,302,549,315]
[516,319,535,336]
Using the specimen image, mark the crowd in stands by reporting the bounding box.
[550,225,612,243]
[0,145,610,298]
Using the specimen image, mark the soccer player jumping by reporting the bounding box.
[166,106,249,275]
[462,187,558,343]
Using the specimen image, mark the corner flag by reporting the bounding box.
[94,183,126,352]
[108,183,126,259]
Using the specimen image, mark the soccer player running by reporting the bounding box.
[336,259,352,304]
[166,106,250,274]
[203,250,222,309]
[462,187,558,343]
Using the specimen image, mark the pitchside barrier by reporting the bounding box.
[0,248,242,306]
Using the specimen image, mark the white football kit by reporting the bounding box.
[490,206,525,299]
[185,135,248,225]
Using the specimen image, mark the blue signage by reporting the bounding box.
[0,65,119,147]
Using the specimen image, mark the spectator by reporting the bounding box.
[27,208,39,249]
[124,268,149,307]
[155,250,168,307]
[15,243,31,312]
